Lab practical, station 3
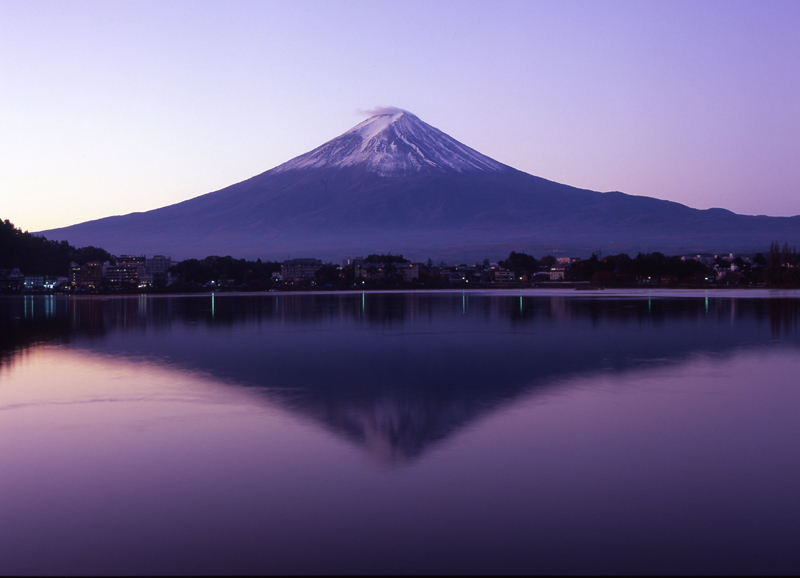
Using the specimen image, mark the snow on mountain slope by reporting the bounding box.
[273,110,507,177]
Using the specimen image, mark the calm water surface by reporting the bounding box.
[1,290,800,575]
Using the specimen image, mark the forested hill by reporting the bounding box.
[0,219,110,276]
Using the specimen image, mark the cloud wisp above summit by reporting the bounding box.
[357,106,409,117]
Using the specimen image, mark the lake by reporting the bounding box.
[1,290,799,574]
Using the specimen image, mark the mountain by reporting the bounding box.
[39,109,800,260]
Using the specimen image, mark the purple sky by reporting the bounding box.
[2,0,799,232]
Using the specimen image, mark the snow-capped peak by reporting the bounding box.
[273,110,507,177]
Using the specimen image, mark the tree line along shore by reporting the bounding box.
[2,218,799,293]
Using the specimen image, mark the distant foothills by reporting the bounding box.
[3,219,800,292]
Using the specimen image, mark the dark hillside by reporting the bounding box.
[1,219,110,275]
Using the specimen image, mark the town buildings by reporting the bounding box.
[493,269,515,283]
[355,260,420,282]
[67,255,172,290]
[549,264,570,281]
[0,268,23,292]
[104,256,147,288]
[281,258,323,282]
[78,262,104,289]
[3,249,773,293]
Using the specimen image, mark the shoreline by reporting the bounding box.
[5,287,800,300]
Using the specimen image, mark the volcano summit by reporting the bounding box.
[40,110,800,260]
[274,109,505,176]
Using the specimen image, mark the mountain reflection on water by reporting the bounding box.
[2,291,799,462]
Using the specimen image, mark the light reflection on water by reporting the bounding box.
[1,291,800,574]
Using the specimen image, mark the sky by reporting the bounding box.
[2,0,799,232]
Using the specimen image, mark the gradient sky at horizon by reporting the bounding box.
[2,0,799,232]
